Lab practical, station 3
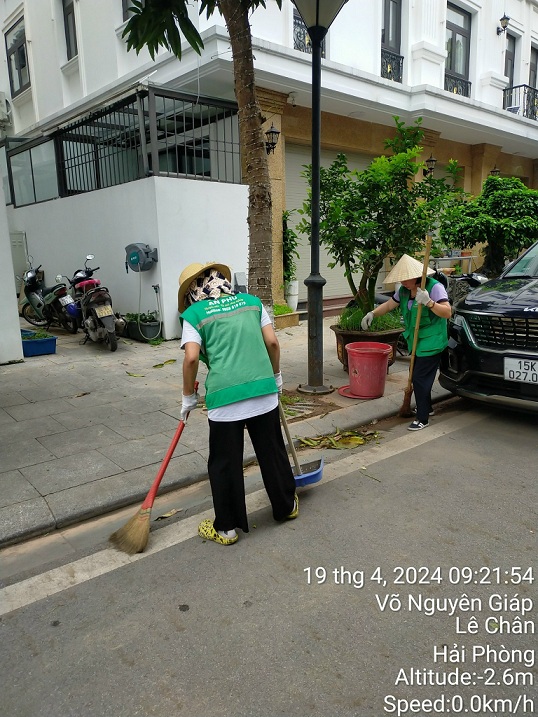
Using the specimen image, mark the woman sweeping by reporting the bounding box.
[361,254,451,431]
[178,262,298,545]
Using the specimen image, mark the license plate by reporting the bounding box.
[95,305,113,318]
[59,295,74,306]
[504,358,538,384]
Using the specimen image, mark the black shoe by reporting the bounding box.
[408,420,429,431]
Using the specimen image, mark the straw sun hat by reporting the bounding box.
[383,254,434,284]
[178,261,232,312]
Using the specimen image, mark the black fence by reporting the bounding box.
[7,87,240,207]
[503,84,538,121]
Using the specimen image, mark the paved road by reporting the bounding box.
[1,401,536,717]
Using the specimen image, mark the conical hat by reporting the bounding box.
[178,261,232,312]
[383,254,434,284]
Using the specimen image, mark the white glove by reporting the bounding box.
[180,392,199,421]
[415,288,431,306]
[361,311,374,331]
[274,371,283,394]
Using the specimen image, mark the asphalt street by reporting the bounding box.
[1,401,536,717]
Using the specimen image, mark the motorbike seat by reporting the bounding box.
[42,283,67,296]
[76,279,101,292]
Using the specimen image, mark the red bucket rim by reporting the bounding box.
[345,341,392,354]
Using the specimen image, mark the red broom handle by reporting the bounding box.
[140,381,198,510]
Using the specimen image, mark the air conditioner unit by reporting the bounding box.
[0,92,12,124]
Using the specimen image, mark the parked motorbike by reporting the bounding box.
[18,259,78,333]
[66,255,124,352]
[447,271,489,305]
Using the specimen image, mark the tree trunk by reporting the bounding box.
[219,0,273,305]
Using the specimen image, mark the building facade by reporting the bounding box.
[1,0,537,348]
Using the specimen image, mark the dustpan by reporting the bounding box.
[278,401,324,487]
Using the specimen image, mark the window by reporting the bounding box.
[530,48,537,89]
[8,140,59,207]
[293,10,326,57]
[381,0,403,82]
[5,18,30,97]
[123,0,145,22]
[382,0,401,53]
[444,4,471,97]
[63,0,78,60]
[504,34,515,87]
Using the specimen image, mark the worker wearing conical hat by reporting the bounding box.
[178,262,298,546]
[361,254,451,431]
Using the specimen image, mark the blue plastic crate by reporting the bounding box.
[21,335,57,357]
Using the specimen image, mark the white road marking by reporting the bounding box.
[0,411,483,616]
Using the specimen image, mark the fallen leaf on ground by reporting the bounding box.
[155,509,179,521]
[298,429,381,450]
[126,371,146,377]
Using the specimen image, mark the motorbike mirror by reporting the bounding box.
[55,274,63,283]
[86,254,95,261]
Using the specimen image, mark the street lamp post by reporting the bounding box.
[293,0,347,394]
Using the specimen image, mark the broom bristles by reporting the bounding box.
[109,507,152,555]
[399,385,414,418]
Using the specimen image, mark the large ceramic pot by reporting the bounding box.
[330,325,405,372]
[284,280,299,312]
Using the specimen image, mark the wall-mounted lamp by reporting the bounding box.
[265,123,281,154]
[490,165,501,176]
[497,13,510,35]
[423,153,437,177]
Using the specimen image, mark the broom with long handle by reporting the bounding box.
[399,233,433,417]
[110,381,199,555]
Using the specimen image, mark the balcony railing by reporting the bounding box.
[6,88,241,207]
[293,11,325,57]
[381,49,404,83]
[503,84,538,121]
[444,72,471,98]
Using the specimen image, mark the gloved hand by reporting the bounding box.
[274,371,283,394]
[361,311,374,331]
[180,391,199,421]
[415,288,431,306]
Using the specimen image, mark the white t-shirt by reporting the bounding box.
[180,305,278,422]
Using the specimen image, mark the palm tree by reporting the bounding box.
[124,0,282,306]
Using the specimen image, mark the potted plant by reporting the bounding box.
[294,116,465,370]
[282,209,300,311]
[125,310,161,342]
[331,305,403,371]
[21,329,57,357]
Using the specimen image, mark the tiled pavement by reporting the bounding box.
[0,317,450,547]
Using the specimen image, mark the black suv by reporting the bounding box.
[440,241,538,412]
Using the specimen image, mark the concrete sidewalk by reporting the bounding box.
[0,317,450,547]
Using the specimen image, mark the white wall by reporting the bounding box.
[6,177,248,339]
[0,187,23,364]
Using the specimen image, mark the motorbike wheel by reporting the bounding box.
[107,331,118,352]
[60,309,78,334]
[22,303,48,327]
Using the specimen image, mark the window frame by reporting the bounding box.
[530,47,537,89]
[445,3,471,80]
[5,17,31,97]
[381,0,402,54]
[123,0,145,23]
[63,0,78,61]
[504,33,516,87]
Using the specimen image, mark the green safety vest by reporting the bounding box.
[399,277,448,356]
[181,293,277,409]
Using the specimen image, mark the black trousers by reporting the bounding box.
[207,406,296,533]
[413,352,443,424]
